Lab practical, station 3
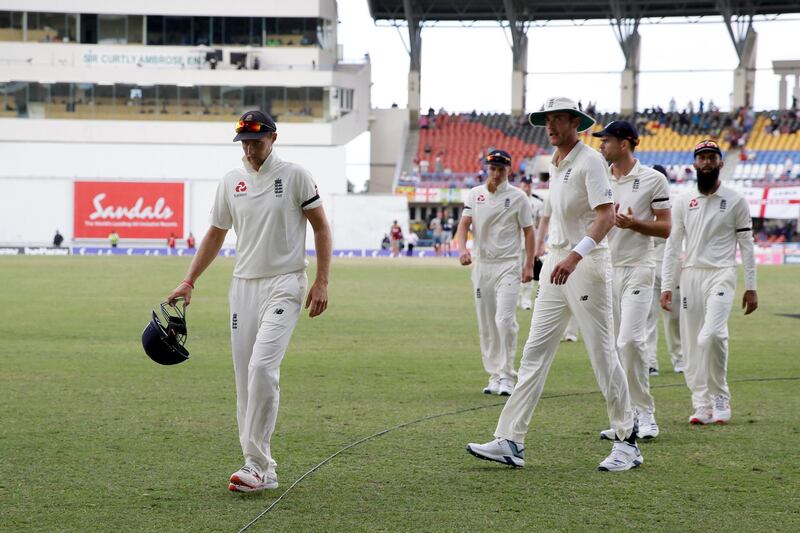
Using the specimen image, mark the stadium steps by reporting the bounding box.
[402,128,420,175]
[721,147,740,182]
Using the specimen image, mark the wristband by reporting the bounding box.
[571,236,597,258]
[181,279,195,289]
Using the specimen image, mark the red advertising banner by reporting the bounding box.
[74,181,184,239]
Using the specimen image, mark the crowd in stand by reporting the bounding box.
[753,219,798,244]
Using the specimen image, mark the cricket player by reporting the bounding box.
[661,139,757,425]
[456,150,535,396]
[517,177,544,311]
[646,165,683,375]
[167,110,332,492]
[592,121,671,441]
[467,97,641,472]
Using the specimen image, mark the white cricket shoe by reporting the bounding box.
[649,367,659,377]
[562,334,578,342]
[689,406,713,425]
[483,376,500,395]
[599,428,616,441]
[673,363,685,373]
[466,438,525,467]
[228,463,278,493]
[712,395,731,424]
[636,410,660,439]
[597,441,643,472]
[497,377,515,396]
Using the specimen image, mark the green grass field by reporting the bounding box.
[1,257,798,532]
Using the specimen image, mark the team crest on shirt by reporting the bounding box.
[476,194,486,203]
[274,178,283,198]
[563,168,573,182]
[632,178,640,191]
[606,188,613,200]
[504,198,511,208]
[234,181,247,197]
[689,198,699,210]
[719,199,727,211]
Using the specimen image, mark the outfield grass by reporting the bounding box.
[0,257,798,532]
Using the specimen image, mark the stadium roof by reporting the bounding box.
[367,1,798,22]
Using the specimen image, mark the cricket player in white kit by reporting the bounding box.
[467,98,642,472]
[661,140,758,425]
[456,150,535,397]
[167,110,332,492]
[517,177,544,311]
[592,121,672,441]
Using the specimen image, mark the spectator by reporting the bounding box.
[53,230,64,248]
[389,220,403,257]
[108,231,119,248]
[429,211,444,257]
[167,233,177,252]
[406,230,419,256]
[186,232,196,249]
[381,234,390,250]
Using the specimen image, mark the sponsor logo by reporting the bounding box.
[689,198,699,210]
[717,291,725,296]
[720,199,727,211]
[231,313,238,330]
[476,194,486,203]
[504,198,510,208]
[275,309,284,315]
[580,295,589,301]
[274,178,283,198]
[632,289,640,295]
[234,181,247,197]
[89,194,174,221]
[632,178,640,191]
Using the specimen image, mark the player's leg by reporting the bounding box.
[229,278,259,457]
[240,272,307,480]
[645,268,661,372]
[472,263,500,393]
[518,252,533,310]
[616,267,657,437]
[493,251,570,444]
[663,282,684,372]
[494,261,522,394]
[680,269,712,424]
[698,268,736,423]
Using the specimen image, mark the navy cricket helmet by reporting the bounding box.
[142,299,190,365]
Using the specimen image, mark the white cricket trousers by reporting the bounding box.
[646,265,682,370]
[678,267,735,409]
[495,248,634,444]
[471,259,521,381]
[229,271,307,473]
[612,266,656,414]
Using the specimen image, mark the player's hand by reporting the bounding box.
[550,251,580,285]
[742,290,758,315]
[167,282,193,305]
[660,290,672,312]
[615,205,636,229]
[534,243,546,258]
[305,281,328,318]
[522,263,534,283]
[459,250,472,266]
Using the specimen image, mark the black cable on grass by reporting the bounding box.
[237,375,800,532]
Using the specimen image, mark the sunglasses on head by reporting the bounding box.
[486,154,510,165]
[695,140,719,150]
[235,120,275,133]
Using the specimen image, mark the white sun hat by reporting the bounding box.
[528,97,596,133]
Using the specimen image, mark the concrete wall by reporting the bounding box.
[369,107,409,193]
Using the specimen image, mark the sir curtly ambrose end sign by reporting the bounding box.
[74,181,184,239]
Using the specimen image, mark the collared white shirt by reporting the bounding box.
[210,151,322,279]
[463,180,533,262]
[662,183,756,291]
[608,161,672,267]
[542,141,614,250]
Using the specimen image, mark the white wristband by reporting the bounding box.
[571,236,597,258]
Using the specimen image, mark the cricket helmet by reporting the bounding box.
[142,299,190,365]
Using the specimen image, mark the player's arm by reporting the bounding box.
[550,202,614,285]
[167,225,228,305]
[304,205,332,318]
[456,214,473,265]
[616,206,671,238]
[522,225,535,282]
[660,202,685,311]
[734,198,758,315]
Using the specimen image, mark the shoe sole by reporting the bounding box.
[598,457,643,472]
[689,418,712,425]
[599,432,615,441]
[465,445,524,468]
[638,434,658,440]
[498,391,512,396]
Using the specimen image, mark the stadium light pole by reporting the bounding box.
[403,0,422,126]
[719,1,757,109]
[503,0,529,117]
[610,0,641,115]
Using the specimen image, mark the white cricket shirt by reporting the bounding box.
[662,184,756,291]
[210,152,322,279]
[463,181,533,262]
[542,141,614,250]
[608,161,672,267]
